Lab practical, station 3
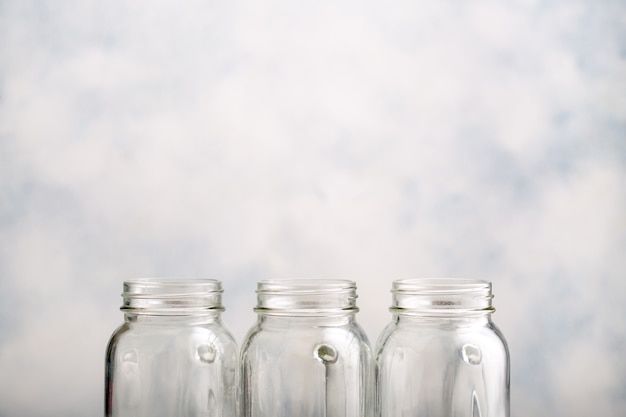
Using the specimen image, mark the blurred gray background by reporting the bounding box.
[1,0,625,416]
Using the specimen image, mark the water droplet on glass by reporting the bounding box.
[197,344,216,364]
[314,344,338,364]
[461,343,482,365]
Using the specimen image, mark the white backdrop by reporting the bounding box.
[1,0,625,416]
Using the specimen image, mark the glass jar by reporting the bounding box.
[240,279,374,417]
[105,279,238,417]
[375,279,510,417]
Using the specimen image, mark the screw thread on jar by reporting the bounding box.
[121,278,224,316]
[390,278,495,317]
[254,279,359,316]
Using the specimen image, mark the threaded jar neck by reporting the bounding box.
[254,279,359,316]
[390,278,494,317]
[121,278,224,316]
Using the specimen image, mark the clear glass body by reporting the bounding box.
[241,279,374,417]
[376,279,510,417]
[105,279,238,417]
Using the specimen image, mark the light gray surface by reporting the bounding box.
[1,0,625,416]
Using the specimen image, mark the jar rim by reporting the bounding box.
[393,278,491,293]
[123,278,222,295]
[257,279,356,293]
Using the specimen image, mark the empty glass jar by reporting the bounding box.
[240,279,374,417]
[375,279,510,417]
[105,279,238,417]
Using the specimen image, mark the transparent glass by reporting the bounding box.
[375,279,510,417]
[241,279,374,417]
[105,279,238,417]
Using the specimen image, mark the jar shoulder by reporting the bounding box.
[376,319,508,356]
[241,320,372,359]
[106,321,238,359]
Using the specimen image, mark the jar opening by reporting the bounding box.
[121,278,224,315]
[255,279,359,316]
[391,278,494,316]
